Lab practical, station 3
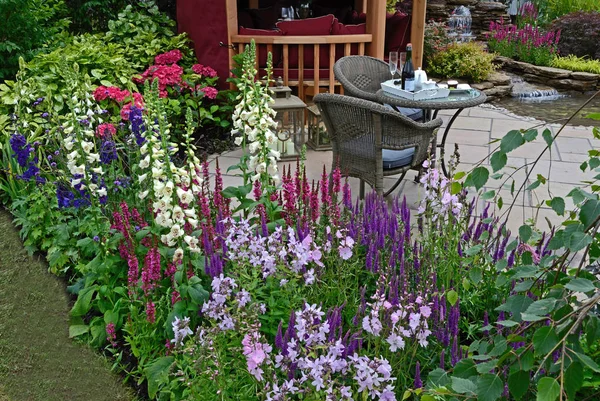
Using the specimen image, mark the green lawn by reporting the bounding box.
[0,209,133,401]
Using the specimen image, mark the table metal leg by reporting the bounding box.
[438,108,464,178]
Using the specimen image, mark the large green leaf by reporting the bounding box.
[542,129,553,147]
[451,377,477,395]
[547,197,565,216]
[145,356,174,399]
[453,359,477,379]
[508,370,530,399]
[565,277,596,293]
[564,362,583,401]
[465,167,489,190]
[501,130,525,153]
[477,374,504,401]
[568,232,592,253]
[496,295,533,323]
[490,151,507,172]
[68,324,89,338]
[426,368,450,388]
[536,377,560,401]
[580,199,600,228]
[525,298,557,316]
[532,326,558,356]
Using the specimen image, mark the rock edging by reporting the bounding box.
[494,56,600,92]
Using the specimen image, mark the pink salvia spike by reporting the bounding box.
[310,181,320,222]
[294,158,302,201]
[214,158,224,212]
[302,166,310,206]
[320,165,329,205]
[202,160,210,195]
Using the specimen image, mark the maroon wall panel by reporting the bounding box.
[177,0,230,88]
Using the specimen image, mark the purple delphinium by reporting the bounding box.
[100,140,117,164]
[414,361,422,389]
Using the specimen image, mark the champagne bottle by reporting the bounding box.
[401,43,415,92]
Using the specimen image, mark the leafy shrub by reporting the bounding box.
[0,0,70,79]
[550,12,600,60]
[0,3,192,116]
[423,20,453,68]
[551,55,600,74]
[428,42,496,82]
[532,0,600,23]
[64,0,137,33]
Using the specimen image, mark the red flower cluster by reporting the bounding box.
[96,123,117,139]
[198,85,218,100]
[93,86,131,103]
[154,49,183,65]
[137,64,184,97]
[192,64,218,78]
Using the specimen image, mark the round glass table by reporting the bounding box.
[376,89,487,177]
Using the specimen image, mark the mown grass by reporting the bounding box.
[0,209,133,401]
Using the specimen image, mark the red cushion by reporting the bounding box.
[385,12,411,53]
[351,11,367,24]
[332,21,367,35]
[332,20,366,58]
[238,27,283,67]
[276,14,335,35]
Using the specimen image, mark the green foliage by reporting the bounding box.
[0,0,70,79]
[423,20,453,68]
[0,3,189,117]
[532,0,600,24]
[64,0,136,33]
[551,55,600,74]
[428,42,497,82]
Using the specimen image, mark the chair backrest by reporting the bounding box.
[334,56,391,103]
[314,93,443,188]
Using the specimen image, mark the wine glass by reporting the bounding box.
[389,51,398,80]
[281,7,289,20]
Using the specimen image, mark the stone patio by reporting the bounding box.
[208,105,599,234]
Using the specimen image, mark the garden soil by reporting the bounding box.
[0,209,133,401]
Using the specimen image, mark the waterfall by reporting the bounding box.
[512,89,567,101]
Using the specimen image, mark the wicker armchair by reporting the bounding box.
[314,93,443,198]
[334,55,423,121]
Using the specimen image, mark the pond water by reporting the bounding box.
[491,75,600,127]
[493,93,600,127]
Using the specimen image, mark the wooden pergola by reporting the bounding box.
[224,0,427,96]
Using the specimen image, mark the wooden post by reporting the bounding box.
[355,0,367,13]
[411,0,427,69]
[366,0,386,60]
[226,0,238,89]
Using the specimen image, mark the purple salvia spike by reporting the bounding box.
[451,335,459,366]
[275,322,284,350]
[414,362,423,389]
[507,249,516,267]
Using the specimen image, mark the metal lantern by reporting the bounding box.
[270,86,307,160]
[307,104,332,151]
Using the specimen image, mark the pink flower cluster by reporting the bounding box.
[155,49,183,65]
[136,64,184,98]
[95,123,117,139]
[490,19,560,50]
[197,86,218,100]
[192,64,217,78]
[93,86,132,103]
